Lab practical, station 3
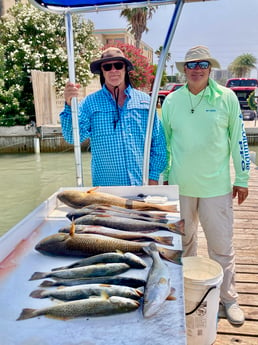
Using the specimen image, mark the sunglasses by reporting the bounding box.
[185,61,210,70]
[101,62,125,71]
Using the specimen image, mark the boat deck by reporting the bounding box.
[197,161,258,345]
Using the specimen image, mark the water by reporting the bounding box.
[0,152,92,236]
[0,146,257,237]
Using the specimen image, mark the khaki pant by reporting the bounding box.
[180,193,238,304]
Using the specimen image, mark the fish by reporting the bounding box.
[35,229,182,265]
[29,262,130,281]
[57,188,178,213]
[52,251,147,271]
[30,283,143,301]
[59,225,174,246]
[86,204,168,220]
[17,295,140,320]
[72,214,185,236]
[143,243,176,318]
[66,206,168,223]
[40,276,146,288]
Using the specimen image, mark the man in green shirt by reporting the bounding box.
[162,46,250,325]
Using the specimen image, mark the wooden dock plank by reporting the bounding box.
[215,334,258,345]
[196,161,258,344]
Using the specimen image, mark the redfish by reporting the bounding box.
[57,188,177,213]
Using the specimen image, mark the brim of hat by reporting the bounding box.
[90,56,134,74]
[176,58,221,73]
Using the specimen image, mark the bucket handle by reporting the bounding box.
[185,285,217,316]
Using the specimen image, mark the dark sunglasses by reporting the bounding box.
[185,61,210,70]
[101,62,125,71]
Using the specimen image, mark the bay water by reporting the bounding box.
[0,146,257,237]
[0,152,92,236]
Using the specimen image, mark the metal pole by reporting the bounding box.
[65,12,84,187]
[142,0,185,185]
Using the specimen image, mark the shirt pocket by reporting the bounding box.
[91,109,119,137]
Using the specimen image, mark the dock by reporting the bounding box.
[197,160,258,344]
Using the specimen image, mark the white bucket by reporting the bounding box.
[182,256,223,345]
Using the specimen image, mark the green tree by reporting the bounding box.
[0,2,99,126]
[229,53,257,78]
[120,7,156,48]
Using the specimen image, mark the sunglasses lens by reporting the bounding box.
[114,62,124,70]
[186,62,197,69]
[102,63,112,71]
[199,61,210,69]
[102,62,124,71]
[185,61,210,69]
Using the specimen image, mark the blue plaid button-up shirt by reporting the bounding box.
[59,85,167,186]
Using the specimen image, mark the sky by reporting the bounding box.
[84,0,258,76]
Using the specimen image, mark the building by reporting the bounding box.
[94,28,153,64]
[0,0,27,16]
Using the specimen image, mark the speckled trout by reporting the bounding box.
[30,283,143,301]
[143,243,176,318]
[17,295,140,320]
[29,262,131,281]
[57,188,177,213]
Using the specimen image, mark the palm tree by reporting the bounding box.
[229,53,257,77]
[120,7,156,48]
[155,46,171,67]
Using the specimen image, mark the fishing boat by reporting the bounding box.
[0,1,217,344]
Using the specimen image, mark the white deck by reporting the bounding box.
[0,185,186,345]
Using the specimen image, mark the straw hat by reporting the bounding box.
[90,47,134,74]
[176,46,221,73]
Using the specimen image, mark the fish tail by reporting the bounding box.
[29,272,47,280]
[16,308,37,321]
[157,204,178,213]
[40,280,56,287]
[157,246,182,265]
[30,289,46,299]
[168,219,185,236]
[154,236,174,246]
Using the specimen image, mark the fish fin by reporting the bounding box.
[30,289,45,299]
[69,222,76,237]
[87,187,99,194]
[101,291,110,300]
[166,295,177,301]
[168,219,185,236]
[39,280,56,287]
[154,236,174,246]
[157,247,182,265]
[16,308,36,321]
[29,272,47,280]
[166,287,177,300]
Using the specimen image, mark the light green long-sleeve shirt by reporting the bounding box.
[161,78,250,198]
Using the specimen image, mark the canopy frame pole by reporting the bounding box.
[142,0,185,185]
[65,12,84,187]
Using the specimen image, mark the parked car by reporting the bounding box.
[150,82,184,106]
[225,78,258,120]
[157,83,184,105]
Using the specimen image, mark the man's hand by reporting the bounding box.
[64,81,81,106]
[232,186,248,205]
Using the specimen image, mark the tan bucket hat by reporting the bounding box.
[90,47,134,74]
[176,45,221,73]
